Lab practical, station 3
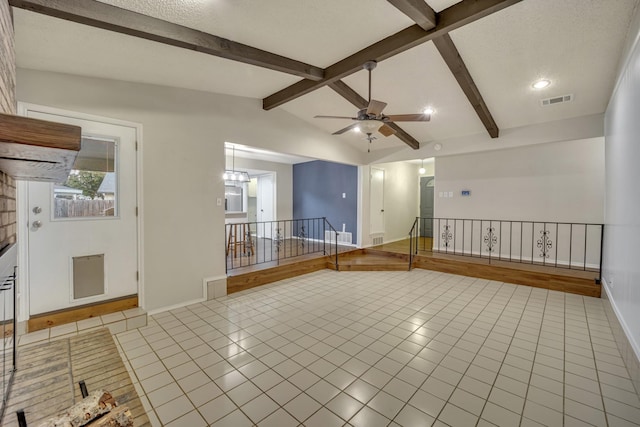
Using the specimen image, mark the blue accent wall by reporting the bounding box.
[293,160,358,244]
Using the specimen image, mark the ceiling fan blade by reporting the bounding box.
[332,123,360,135]
[378,124,396,137]
[314,115,357,120]
[366,99,387,116]
[384,113,431,122]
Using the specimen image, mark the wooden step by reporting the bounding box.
[338,262,408,272]
[225,245,599,298]
[227,256,331,294]
[412,253,600,297]
[337,249,409,271]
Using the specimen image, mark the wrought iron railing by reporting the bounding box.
[225,217,339,272]
[408,217,419,271]
[410,217,604,277]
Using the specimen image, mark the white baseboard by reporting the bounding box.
[147,297,208,316]
[602,278,640,362]
[601,278,640,393]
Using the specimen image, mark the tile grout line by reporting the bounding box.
[346,275,496,425]
[464,284,538,427]
[518,285,556,427]
[114,270,640,427]
[585,296,612,427]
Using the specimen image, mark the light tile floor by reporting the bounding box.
[114,270,640,426]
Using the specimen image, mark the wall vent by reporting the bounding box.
[372,236,384,246]
[325,231,353,245]
[541,94,573,106]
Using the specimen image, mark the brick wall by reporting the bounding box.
[0,0,15,115]
[0,174,15,247]
[0,0,17,249]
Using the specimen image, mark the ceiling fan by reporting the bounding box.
[315,60,431,145]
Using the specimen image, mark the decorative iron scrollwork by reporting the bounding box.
[484,227,497,253]
[537,229,553,258]
[275,227,283,252]
[441,224,453,248]
[298,225,307,250]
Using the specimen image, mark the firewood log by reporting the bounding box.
[37,390,117,427]
[86,408,133,427]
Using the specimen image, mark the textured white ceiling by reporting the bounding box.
[93,0,415,68]
[450,0,638,130]
[12,0,640,155]
[13,9,299,99]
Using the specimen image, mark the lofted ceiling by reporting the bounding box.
[11,0,640,157]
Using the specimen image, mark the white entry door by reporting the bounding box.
[24,108,138,315]
[370,167,385,235]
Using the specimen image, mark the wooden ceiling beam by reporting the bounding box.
[433,34,499,138]
[263,0,521,110]
[386,0,437,31]
[329,81,420,150]
[388,2,499,138]
[8,0,325,81]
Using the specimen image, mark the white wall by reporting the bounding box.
[434,138,605,223]
[603,1,640,362]
[231,157,293,220]
[16,69,363,311]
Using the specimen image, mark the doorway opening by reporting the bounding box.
[420,176,435,238]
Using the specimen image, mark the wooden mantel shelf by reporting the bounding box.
[0,112,81,181]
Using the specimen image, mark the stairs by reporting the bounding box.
[337,249,410,271]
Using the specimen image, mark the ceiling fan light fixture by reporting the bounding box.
[423,107,434,115]
[532,79,551,90]
[358,120,383,134]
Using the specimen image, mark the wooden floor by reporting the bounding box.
[3,329,150,427]
[370,238,601,297]
[227,237,601,298]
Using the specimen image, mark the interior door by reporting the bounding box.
[370,167,385,235]
[420,176,435,238]
[256,173,274,239]
[25,109,138,315]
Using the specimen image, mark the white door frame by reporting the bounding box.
[16,103,145,322]
[370,167,385,235]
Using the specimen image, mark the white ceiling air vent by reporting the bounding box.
[541,94,573,106]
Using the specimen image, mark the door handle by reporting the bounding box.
[32,220,42,229]
[32,206,42,214]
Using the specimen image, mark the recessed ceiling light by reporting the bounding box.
[423,107,434,115]
[433,143,442,151]
[532,79,551,90]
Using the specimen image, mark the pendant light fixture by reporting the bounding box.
[223,144,250,185]
[418,159,426,175]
